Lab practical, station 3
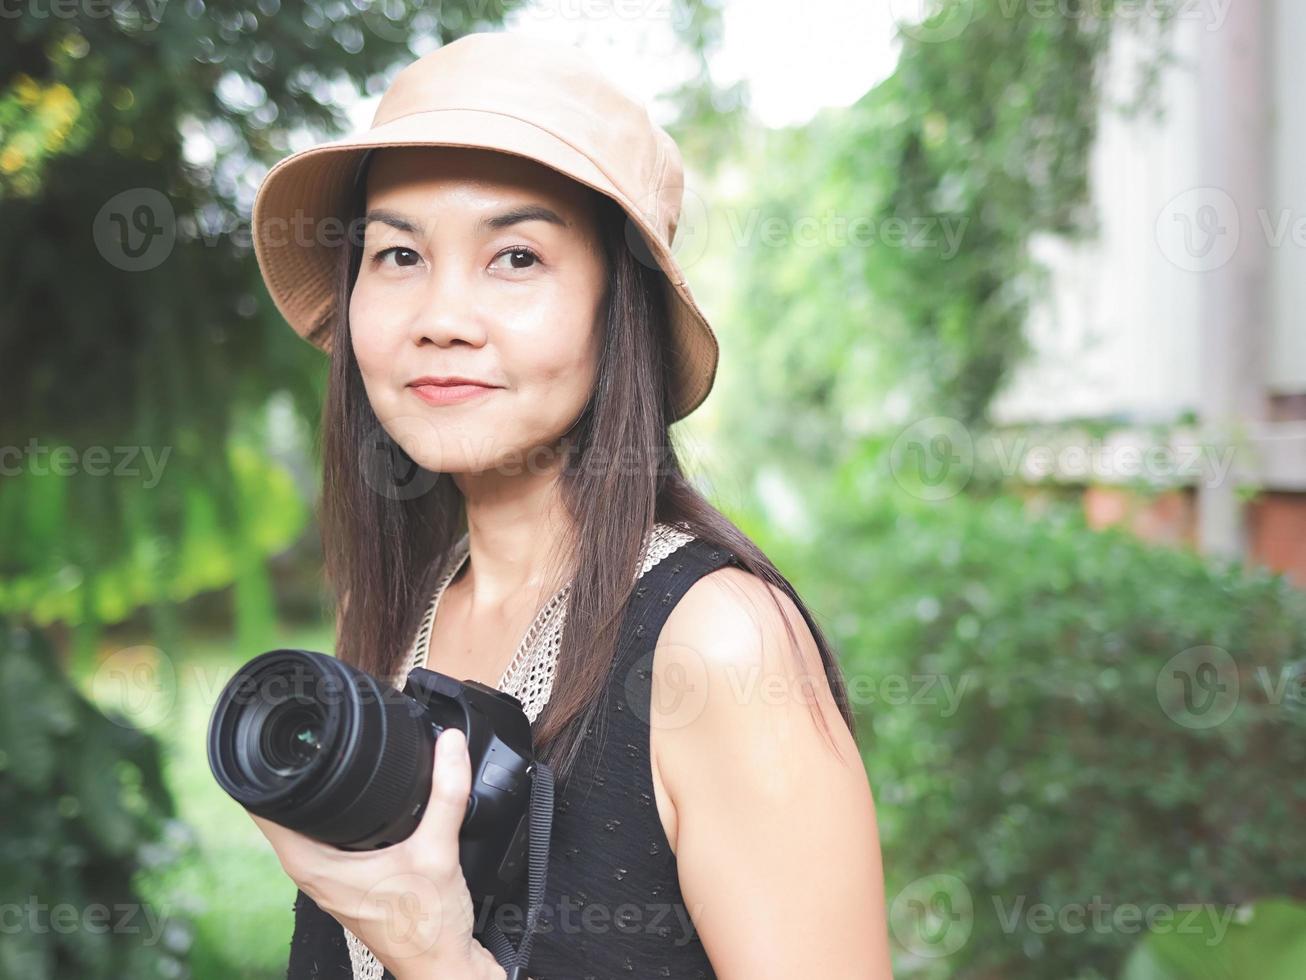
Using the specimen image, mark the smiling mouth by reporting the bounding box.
[409,383,498,407]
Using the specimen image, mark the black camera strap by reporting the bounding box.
[481,761,555,980]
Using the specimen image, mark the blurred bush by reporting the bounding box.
[784,472,1306,978]
[0,620,192,979]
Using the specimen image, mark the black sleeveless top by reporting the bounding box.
[286,536,742,980]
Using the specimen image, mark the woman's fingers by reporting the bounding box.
[408,728,473,866]
[248,730,473,892]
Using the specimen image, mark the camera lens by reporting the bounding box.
[208,649,541,904]
[262,701,325,774]
[207,649,436,849]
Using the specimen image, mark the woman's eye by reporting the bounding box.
[368,245,540,272]
[491,247,541,271]
[372,246,420,268]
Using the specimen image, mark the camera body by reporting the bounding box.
[207,649,538,905]
[401,666,537,899]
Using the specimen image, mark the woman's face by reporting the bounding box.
[349,146,607,477]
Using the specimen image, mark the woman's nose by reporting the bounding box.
[407,260,489,349]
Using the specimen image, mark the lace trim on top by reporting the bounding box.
[345,521,696,980]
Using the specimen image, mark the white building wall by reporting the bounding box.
[1269,0,1306,393]
[992,3,1306,424]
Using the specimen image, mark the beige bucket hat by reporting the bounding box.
[250,30,717,422]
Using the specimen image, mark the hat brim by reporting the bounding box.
[251,107,716,422]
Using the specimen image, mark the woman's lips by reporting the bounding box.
[409,383,498,406]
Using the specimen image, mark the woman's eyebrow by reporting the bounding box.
[477,204,570,232]
[363,204,569,237]
[363,208,422,235]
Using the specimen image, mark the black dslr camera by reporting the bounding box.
[206,648,540,905]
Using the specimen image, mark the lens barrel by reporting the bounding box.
[207,649,434,849]
[207,648,539,904]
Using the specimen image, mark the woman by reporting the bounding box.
[247,31,892,980]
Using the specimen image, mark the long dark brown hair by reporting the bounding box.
[313,149,859,783]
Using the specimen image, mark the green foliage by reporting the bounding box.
[659,0,750,170]
[0,440,308,665]
[716,0,1175,480]
[790,472,1306,978]
[1120,898,1306,980]
[115,622,338,979]
[0,2,532,649]
[0,620,192,979]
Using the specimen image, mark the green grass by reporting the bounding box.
[80,622,337,980]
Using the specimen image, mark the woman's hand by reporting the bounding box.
[251,727,502,980]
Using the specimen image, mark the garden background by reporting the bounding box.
[3,1,1305,978]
